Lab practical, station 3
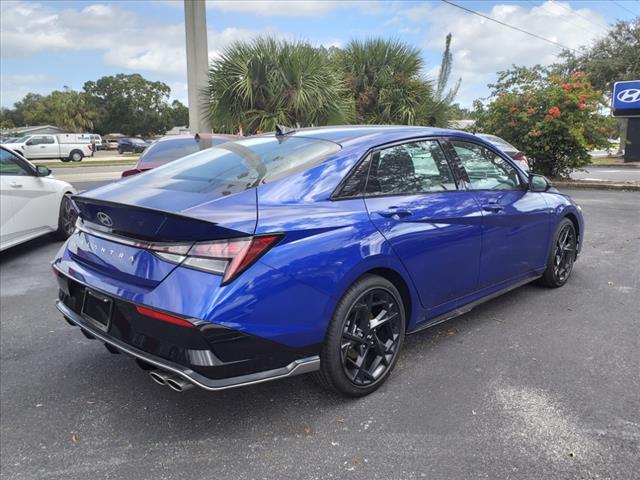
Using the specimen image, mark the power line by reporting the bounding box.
[525,0,608,36]
[440,0,580,53]
[612,1,639,16]
[549,0,610,33]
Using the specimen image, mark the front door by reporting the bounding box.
[0,148,58,243]
[22,135,56,159]
[447,139,550,288]
[364,139,483,311]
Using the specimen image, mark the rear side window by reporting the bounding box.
[125,136,341,196]
[367,140,456,195]
[451,140,522,191]
[138,137,221,168]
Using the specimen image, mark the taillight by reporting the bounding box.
[88,144,94,152]
[150,235,281,284]
[135,305,194,328]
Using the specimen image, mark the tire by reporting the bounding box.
[69,150,83,162]
[313,274,406,397]
[60,157,71,163]
[537,218,577,288]
[53,194,78,240]
[117,148,123,155]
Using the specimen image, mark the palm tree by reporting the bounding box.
[207,37,353,133]
[46,90,96,132]
[338,38,433,125]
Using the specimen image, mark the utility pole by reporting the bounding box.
[184,0,211,133]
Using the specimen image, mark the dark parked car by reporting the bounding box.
[122,133,237,177]
[53,126,583,397]
[476,134,529,170]
[117,138,148,154]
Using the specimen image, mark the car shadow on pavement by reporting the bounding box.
[0,235,62,265]
[48,280,548,443]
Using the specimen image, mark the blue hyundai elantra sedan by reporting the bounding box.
[52,126,583,397]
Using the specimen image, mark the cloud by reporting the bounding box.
[391,1,609,106]
[207,0,339,17]
[0,74,56,107]
[0,2,282,76]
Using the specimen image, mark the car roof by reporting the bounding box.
[476,133,517,150]
[154,133,239,143]
[260,125,481,148]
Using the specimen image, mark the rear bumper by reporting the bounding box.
[56,300,319,391]
[53,266,321,391]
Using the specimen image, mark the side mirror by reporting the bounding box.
[36,165,51,177]
[529,174,550,192]
[25,140,34,146]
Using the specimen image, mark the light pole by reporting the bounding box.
[184,0,211,133]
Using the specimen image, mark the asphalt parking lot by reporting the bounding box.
[1,189,638,480]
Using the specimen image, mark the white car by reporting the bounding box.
[1,146,77,251]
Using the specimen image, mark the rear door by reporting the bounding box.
[364,138,483,311]
[447,139,550,288]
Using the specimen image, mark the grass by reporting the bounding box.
[590,156,639,165]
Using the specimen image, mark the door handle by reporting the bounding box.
[10,182,23,188]
[482,203,503,212]
[40,145,47,148]
[378,208,412,219]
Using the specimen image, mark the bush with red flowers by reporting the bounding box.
[471,65,613,178]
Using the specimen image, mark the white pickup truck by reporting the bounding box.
[3,134,94,162]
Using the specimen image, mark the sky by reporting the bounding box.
[1,0,638,111]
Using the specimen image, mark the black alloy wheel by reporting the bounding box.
[341,288,402,386]
[538,218,577,288]
[553,223,576,283]
[314,274,406,397]
[54,194,78,240]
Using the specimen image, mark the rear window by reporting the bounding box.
[138,137,221,168]
[126,136,341,196]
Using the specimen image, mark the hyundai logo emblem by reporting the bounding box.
[96,212,114,227]
[617,88,640,104]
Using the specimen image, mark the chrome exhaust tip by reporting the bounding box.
[149,370,171,386]
[166,376,194,392]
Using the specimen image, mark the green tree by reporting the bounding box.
[472,65,613,178]
[339,38,431,125]
[12,93,50,127]
[559,18,640,95]
[45,90,96,132]
[168,99,189,127]
[1,90,96,132]
[338,36,460,127]
[84,74,174,136]
[207,37,352,133]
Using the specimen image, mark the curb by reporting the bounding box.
[553,181,640,192]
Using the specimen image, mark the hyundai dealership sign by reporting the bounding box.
[613,80,640,117]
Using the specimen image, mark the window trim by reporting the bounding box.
[331,136,461,201]
[442,137,528,192]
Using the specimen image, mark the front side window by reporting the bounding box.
[366,140,456,196]
[0,148,31,176]
[451,140,522,191]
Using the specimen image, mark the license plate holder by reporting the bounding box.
[81,289,113,331]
